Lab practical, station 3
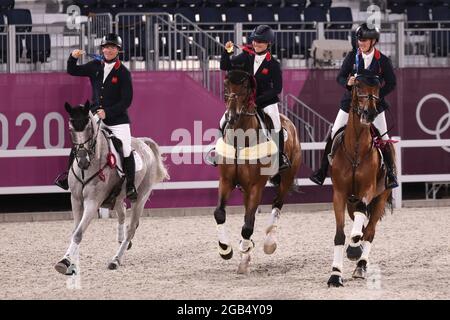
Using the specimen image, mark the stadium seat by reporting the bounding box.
[387,0,407,14]
[303,6,327,29]
[5,9,32,32]
[0,0,14,11]
[174,7,196,22]
[233,0,256,7]
[257,0,282,7]
[284,0,306,8]
[406,6,434,29]
[249,7,276,29]
[308,0,332,10]
[224,7,250,23]
[126,0,154,7]
[158,0,178,8]
[101,0,125,8]
[431,6,450,28]
[327,7,353,40]
[179,0,204,7]
[74,0,99,16]
[198,7,223,30]
[205,0,228,7]
[276,7,301,29]
[0,11,4,32]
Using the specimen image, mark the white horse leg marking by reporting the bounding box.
[332,245,344,274]
[238,239,254,275]
[264,208,280,254]
[117,223,125,243]
[350,212,367,244]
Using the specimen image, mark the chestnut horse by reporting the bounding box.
[327,73,394,287]
[213,70,301,274]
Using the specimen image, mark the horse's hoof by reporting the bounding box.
[352,260,367,279]
[108,261,119,270]
[237,254,251,275]
[218,242,233,260]
[263,235,277,255]
[54,258,71,275]
[352,266,367,279]
[127,241,132,250]
[327,274,344,287]
[346,243,363,261]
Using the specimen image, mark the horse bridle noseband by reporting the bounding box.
[352,88,380,118]
[225,81,256,126]
[69,119,100,163]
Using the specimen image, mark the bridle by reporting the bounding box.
[224,76,256,126]
[69,118,100,167]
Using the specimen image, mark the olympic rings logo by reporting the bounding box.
[416,93,450,152]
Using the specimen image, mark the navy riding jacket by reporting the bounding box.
[337,48,396,113]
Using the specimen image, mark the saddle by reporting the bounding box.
[99,127,142,209]
[328,125,384,169]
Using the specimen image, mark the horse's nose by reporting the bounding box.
[78,158,90,170]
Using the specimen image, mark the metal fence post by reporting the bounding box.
[7,25,16,73]
[397,22,405,68]
[393,136,402,208]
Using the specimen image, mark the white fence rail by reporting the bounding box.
[1,138,449,208]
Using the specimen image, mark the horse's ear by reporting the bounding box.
[64,102,72,114]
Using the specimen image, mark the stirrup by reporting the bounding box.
[278,153,291,172]
[205,148,218,167]
[126,185,138,201]
[309,169,326,186]
[386,173,399,189]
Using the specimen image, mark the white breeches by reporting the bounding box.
[103,123,132,157]
[331,109,389,140]
[263,103,282,133]
[219,103,281,133]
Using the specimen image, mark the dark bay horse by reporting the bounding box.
[213,70,301,274]
[327,73,394,287]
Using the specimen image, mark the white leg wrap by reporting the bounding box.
[217,224,230,245]
[64,240,79,260]
[117,223,125,243]
[373,111,389,140]
[239,239,254,253]
[359,241,372,262]
[332,245,344,273]
[350,212,366,241]
[331,109,349,138]
[268,208,281,227]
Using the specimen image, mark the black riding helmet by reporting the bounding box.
[249,25,275,44]
[355,23,380,43]
[100,33,122,49]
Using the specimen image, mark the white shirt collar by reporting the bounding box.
[253,52,267,75]
[362,49,375,69]
[103,61,115,83]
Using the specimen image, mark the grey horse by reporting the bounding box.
[55,101,169,273]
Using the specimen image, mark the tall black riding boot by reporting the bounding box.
[309,135,333,185]
[124,153,138,201]
[382,145,399,189]
[278,130,291,172]
[54,148,76,190]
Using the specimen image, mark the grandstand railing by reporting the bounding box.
[2,20,450,74]
[1,138,449,208]
[281,93,332,171]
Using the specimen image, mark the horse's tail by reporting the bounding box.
[140,137,170,183]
